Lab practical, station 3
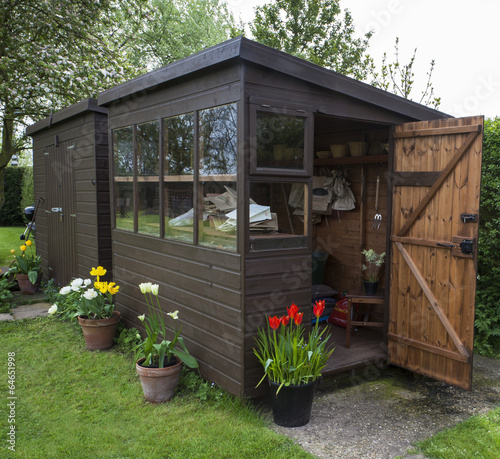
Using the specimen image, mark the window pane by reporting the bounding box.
[256,112,305,170]
[199,104,237,251]
[164,114,194,243]
[249,181,307,251]
[113,127,134,231]
[137,121,160,236]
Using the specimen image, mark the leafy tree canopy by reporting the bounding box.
[249,0,372,80]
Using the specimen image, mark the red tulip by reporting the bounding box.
[280,315,290,326]
[294,312,304,325]
[287,303,299,320]
[313,300,325,318]
[269,315,280,330]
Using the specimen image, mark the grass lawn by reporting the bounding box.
[0,318,313,459]
[0,226,30,266]
[411,408,500,458]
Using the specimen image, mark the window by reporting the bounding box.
[113,127,133,231]
[164,113,194,243]
[198,103,237,251]
[249,181,308,251]
[112,103,239,252]
[250,105,312,176]
[137,121,160,236]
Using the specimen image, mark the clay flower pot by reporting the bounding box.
[16,272,42,295]
[136,356,183,403]
[78,311,120,350]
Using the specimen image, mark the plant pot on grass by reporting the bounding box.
[136,356,182,403]
[78,311,121,350]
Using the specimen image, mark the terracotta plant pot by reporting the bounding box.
[78,311,121,350]
[136,356,183,403]
[16,272,42,295]
[269,380,316,427]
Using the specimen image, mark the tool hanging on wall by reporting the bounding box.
[372,173,382,229]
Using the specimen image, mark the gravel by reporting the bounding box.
[262,355,500,458]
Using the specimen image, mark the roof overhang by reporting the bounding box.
[98,36,448,121]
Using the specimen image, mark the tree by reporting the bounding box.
[370,38,441,109]
[0,0,239,211]
[129,0,242,70]
[249,0,372,80]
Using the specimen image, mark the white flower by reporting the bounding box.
[151,284,159,296]
[139,282,152,294]
[83,289,98,300]
[71,285,80,292]
[59,286,72,295]
[71,278,83,288]
[83,279,92,286]
[136,333,141,340]
[138,314,145,322]
[167,310,179,320]
[48,304,58,315]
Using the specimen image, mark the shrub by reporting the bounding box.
[475,117,500,355]
[0,167,25,225]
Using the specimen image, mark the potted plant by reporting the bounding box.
[6,240,42,294]
[59,266,120,350]
[361,249,386,295]
[253,301,335,427]
[135,282,198,403]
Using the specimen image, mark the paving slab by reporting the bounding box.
[0,313,14,321]
[10,302,51,320]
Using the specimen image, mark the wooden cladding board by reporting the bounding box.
[112,230,244,396]
[388,116,483,390]
[313,165,388,293]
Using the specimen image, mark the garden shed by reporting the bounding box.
[30,36,482,398]
[27,99,112,286]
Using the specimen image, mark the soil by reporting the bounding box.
[260,355,500,458]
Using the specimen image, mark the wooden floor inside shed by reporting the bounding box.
[323,325,387,374]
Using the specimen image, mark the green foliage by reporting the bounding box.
[0,167,25,225]
[6,241,41,283]
[21,166,34,211]
[475,117,500,355]
[0,277,14,313]
[371,37,441,109]
[250,0,372,80]
[115,323,142,357]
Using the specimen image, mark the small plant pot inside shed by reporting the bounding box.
[136,357,183,403]
[269,380,316,427]
[16,272,42,295]
[363,281,378,295]
[78,311,120,350]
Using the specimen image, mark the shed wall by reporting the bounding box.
[107,68,245,396]
[32,109,111,286]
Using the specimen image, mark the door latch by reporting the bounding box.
[460,239,474,255]
[51,207,62,213]
[460,213,478,223]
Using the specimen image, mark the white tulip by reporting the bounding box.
[48,304,58,315]
[59,286,72,295]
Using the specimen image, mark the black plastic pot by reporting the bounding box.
[269,380,316,427]
[363,281,378,295]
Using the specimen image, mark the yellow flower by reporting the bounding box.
[95,281,108,294]
[90,266,107,281]
[11,249,15,254]
[26,240,32,247]
[20,245,26,251]
[107,282,119,295]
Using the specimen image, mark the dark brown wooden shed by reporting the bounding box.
[30,36,482,398]
[27,99,112,286]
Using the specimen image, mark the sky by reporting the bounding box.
[226,0,499,119]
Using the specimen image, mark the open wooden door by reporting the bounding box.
[388,116,483,390]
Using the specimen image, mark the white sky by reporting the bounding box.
[226,0,499,119]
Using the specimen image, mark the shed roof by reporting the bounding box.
[98,36,447,121]
[26,98,107,137]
